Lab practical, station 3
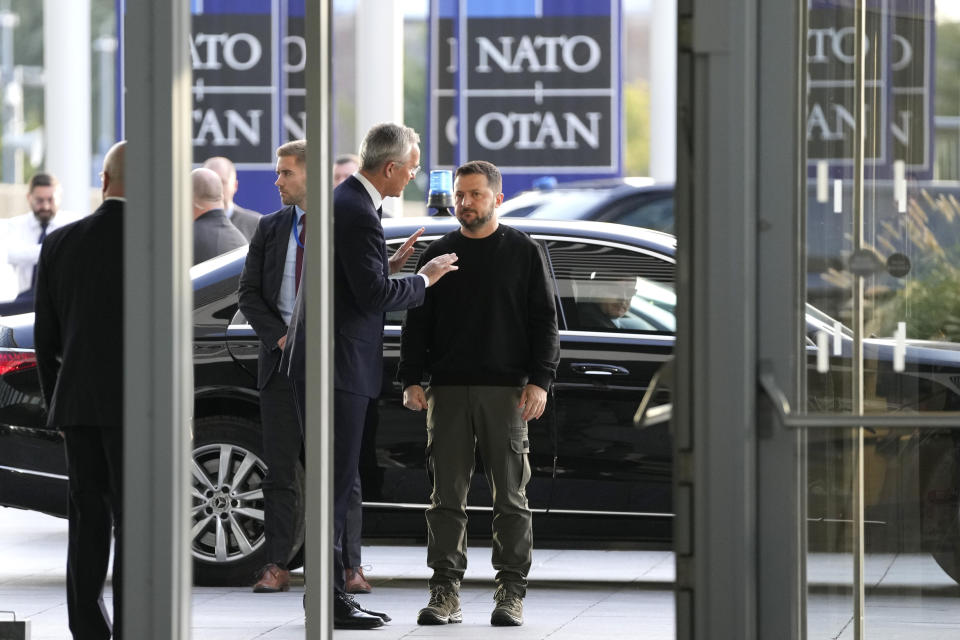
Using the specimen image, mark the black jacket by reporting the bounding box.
[34,198,123,428]
[238,205,296,389]
[399,224,559,391]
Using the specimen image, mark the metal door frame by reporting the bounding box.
[675,0,805,637]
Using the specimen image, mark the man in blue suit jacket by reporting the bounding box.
[238,140,308,594]
[285,123,458,629]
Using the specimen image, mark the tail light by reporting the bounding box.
[0,349,37,376]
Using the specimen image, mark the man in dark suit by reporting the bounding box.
[203,155,262,241]
[284,123,458,629]
[192,168,247,265]
[34,140,126,640]
[237,140,308,594]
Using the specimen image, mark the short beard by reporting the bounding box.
[457,208,493,230]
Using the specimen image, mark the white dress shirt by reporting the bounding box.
[352,173,429,287]
[3,209,83,299]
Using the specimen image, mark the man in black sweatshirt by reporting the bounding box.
[399,160,559,628]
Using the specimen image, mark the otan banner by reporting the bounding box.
[807,0,935,179]
[119,0,306,215]
[428,0,624,198]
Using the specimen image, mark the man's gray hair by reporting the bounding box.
[359,124,420,172]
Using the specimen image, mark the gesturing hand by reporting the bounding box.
[389,227,425,275]
[418,253,458,286]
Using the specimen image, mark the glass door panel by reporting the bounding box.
[804,0,960,637]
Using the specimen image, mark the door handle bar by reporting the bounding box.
[634,357,673,428]
[570,362,630,376]
[758,373,960,429]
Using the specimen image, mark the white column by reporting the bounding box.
[649,0,677,183]
[355,0,405,215]
[43,0,91,214]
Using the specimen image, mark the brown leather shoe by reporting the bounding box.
[344,566,372,594]
[253,563,290,593]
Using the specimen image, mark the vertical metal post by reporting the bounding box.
[851,1,867,637]
[304,0,333,638]
[123,0,194,638]
[677,0,759,637]
[755,0,805,638]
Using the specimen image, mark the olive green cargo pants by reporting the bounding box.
[424,385,532,595]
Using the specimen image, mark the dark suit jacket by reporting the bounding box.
[229,204,261,241]
[331,176,425,398]
[34,198,123,428]
[238,205,297,389]
[193,208,248,265]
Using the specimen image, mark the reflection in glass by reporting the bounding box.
[805,0,960,636]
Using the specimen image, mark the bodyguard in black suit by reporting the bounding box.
[203,156,262,241]
[191,168,247,265]
[34,141,126,640]
[284,123,458,629]
[237,141,307,593]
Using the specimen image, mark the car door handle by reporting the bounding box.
[570,363,630,376]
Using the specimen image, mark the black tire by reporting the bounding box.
[921,432,960,585]
[191,415,305,586]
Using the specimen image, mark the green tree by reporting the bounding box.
[867,190,960,341]
[936,21,960,117]
[624,78,650,176]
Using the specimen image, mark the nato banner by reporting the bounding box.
[806,0,935,178]
[428,0,624,198]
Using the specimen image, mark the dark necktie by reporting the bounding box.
[295,215,306,293]
[377,206,383,219]
[30,221,50,290]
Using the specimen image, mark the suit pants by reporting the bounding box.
[63,426,123,640]
[342,401,377,568]
[424,386,533,596]
[259,369,303,568]
[333,389,370,593]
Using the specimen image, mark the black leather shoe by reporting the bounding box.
[334,592,384,629]
[355,603,391,623]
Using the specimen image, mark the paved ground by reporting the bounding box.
[3,507,960,638]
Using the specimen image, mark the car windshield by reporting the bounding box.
[504,190,606,220]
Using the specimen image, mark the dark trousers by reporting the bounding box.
[63,426,123,640]
[290,379,369,592]
[259,369,303,568]
[332,389,370,593]
[342,402,377,569]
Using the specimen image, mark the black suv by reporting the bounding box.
[2,218,960,587]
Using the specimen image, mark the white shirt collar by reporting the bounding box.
[352,172,383,211]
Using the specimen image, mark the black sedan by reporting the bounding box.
[2,218,960,587]
[499,177,675,234]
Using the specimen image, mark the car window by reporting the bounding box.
[611,196,674,234]
[544,239,676,333]
[524,191,606,220]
